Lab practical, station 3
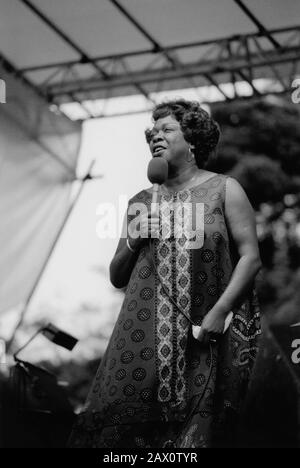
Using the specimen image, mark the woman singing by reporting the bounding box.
[69,99,262,448]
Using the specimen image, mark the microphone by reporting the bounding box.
[147,157,168,216]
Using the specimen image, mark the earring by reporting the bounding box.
[186,146,194,162]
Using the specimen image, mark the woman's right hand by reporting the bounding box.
[128,212,160,251]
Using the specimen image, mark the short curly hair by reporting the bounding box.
[145,99,220,168]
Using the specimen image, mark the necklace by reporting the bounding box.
[161,171,199,194]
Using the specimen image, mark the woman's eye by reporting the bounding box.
[146,130,155,142]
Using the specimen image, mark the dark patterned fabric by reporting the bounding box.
[69,174,261,448]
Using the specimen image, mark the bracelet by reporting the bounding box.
[126,238,137,253]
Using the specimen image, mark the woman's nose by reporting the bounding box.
[152,131,164,143]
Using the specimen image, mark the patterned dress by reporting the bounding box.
[69,173,261,448]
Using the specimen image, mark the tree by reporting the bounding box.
[229,155,289,209]
[209,97,300,181]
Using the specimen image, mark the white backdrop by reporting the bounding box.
[0,62,82,319]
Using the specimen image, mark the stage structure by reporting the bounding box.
[0,0,299,119]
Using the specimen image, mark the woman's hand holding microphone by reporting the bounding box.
[127,211,160,253]
[126,156,167,253]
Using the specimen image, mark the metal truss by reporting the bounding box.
[10,0,300,119]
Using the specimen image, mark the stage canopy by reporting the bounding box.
[0,0,299,119]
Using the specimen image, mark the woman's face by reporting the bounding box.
[148,115,189,166]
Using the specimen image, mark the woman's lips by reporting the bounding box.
[153,148,165,156]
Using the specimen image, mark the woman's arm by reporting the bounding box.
[109,208,159,289]
[197,176,262,341]
[213,176,262,314]
[109,235,139,289]
[109,210,139,289]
